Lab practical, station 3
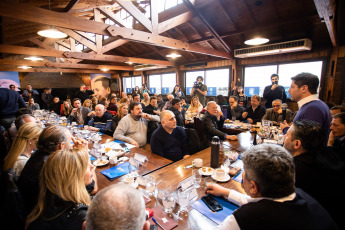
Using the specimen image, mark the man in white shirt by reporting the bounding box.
[205,144,337,230]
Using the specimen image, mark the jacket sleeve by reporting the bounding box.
[203,117,227,140]
[18,95,26,108]
[252,107,266,124]
[150,131,164,157]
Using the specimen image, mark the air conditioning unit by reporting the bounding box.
[234,39,312,58]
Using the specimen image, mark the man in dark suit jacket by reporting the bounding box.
[68,98,91,125]
[227,96,244,120]
[263,74,287,108]
[143,97,159,115]
[241,95,266,124]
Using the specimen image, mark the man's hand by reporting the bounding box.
[205,184,230,197]
[277,108,283,114]
[183,155,190,159]
[71,108,78,114]
[141,113,152,120]
[242,112,248,118]
[226,135,238,141]
[72,136,88,150]
[280,120,289,130]
[271,84,278,90]
[153,110,159,115]
[328,131,335,146]
[87,111,96,117]
[130,140,139,147]
[247,118,253,124]
[88,126,99,131]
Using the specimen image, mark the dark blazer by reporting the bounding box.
[202,112,227,147]
[227,104,244,120]
[241,105,266,124]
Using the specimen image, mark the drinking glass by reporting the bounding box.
[277,133,285,145]
[231,115,236,122]
[178,188,190,213]
[145,175,156,197]
[162,188,176,214]
[192,169,202,188]
[204,177,216,187]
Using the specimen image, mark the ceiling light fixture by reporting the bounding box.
[125,62,133,65]
[166,53,181,58]
[18,66,32,69]
[24,56,44,61]
[244,38,269,45]
[101,68,109,72]
[37,27,67,38]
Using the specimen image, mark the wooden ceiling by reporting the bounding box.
[0,0,342,73]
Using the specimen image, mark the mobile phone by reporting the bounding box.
[120,143,127,148]
[149,225,158,230]
[201,195,223,212]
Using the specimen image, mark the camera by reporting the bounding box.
[193,81,202,89]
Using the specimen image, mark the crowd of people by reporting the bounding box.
[0,72,345,229]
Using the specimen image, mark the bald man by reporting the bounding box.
[87,104,113,136]
[202,101,237,147]
[150,110,190,162]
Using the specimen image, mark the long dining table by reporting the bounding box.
[93,131,255,229]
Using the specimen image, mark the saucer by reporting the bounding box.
[211,174,231,182]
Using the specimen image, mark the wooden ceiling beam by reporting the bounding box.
[182,0,232,55]
[157,11,194,34]
[57,28,98,52]
[115,0,152,32]
[102,39,129,53]
[0,66,117,74]
[0,44,65,57]
[107,26,231,59]
[64,0,80,12]
[313,0,336,46]
[98,6,128,27]
[150,0,159,34]
[93,8,103,53]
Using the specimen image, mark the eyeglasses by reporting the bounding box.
[272,105,280,107]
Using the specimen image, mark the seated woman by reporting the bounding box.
[61,100,72,116]
[26,148,93,230]
[82,99,92,111]
[111,103,128,132]
[187,96,203,115]
[181,97,189,110]
[171,85,185,98]
[3,122,43,177]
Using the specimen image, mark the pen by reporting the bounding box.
[152,217,165,230]
[184,164,194,169]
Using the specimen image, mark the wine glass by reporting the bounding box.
[162,188,176,214]
[178,188,190,214]
[192,169,202,188]
[145,175,156,197]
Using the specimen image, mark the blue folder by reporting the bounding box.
[89,155,96,161]
[191,196,239,225]
[100,162,137,180]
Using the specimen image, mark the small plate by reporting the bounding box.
[93,159,109,167]
[211,174,231,182]
[199,167,215,176]
[105,149,126,158]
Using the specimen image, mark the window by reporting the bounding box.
[244,61,323,98]
[185,68,230,96]
[123,76,142,94]
[148,73,176,95]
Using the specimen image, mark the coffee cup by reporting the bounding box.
[84,125,89,130]
[124,176,134,184]
[71,122,77,126]
[109,156,117,164]
[215,169,226,179]
[192,158,203,168]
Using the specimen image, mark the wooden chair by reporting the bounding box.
[184,128,201,155]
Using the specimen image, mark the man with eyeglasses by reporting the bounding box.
[262,99,293,125]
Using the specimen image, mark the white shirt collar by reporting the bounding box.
[247,192,296,203]
[297,94,318,109]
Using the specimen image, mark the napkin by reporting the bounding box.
[100,162,137,180]
[148,206,178,230]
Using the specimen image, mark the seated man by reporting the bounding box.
[26,97,40,111]
[168,98,186,127]
[18,125,97,214]
[84,184,150,230]
[142,92,150,107]
[132,93,146,109]
[241,94,266,124]
[284,120,345,228]
[162,94,174,110]
[113,102,160,148]
[330,105,345,117]
[157,95,166,110]
[262,99,293,125]
[227,96,244,120]
[68,98,91,125]
[150,110,190,162]
[202,101,237,147]
[50,96,62,114]
[143,96,159,115]
[206,144,338,230]
[86,104,113,136]
[328,112,345,151]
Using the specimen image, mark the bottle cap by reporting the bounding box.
[212,136,220,143]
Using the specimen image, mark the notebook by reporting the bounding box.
[100,162,137,180]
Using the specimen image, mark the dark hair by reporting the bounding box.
[15,108,32,118]
[180,97,188,103]
[94,77,110,89]
[229,95,238,101]
[291,72,319,94]
[208,97,215,102]
[157,95,162,99]
[9,84,15,89]
[196,76,203,81]
[37,125,69,153]
[110,96,117,102]
[333,112,345,125]
[150,96,157,102]
[271,74,279,80]
[292,120,323,151]
[53,96,59,99]
[129,102,141,111]
[331,105,345,113]
[72,98,81,104]
[132,94,140,100]
[216,95,226,105]
[172,85,181,93]
[44,87,51,91]
[171,98,181,106]
[15,114,35,130]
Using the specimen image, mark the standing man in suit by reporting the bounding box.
[263,74,287,108]
[68,98,91,125]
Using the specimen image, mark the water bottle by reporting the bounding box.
[210,136,220,168]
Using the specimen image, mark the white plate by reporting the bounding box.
[199,167,215,176]
[93,159,109,167]
[211,174,231,182]
[105,149,126,158]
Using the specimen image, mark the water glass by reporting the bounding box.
[162,188,176,214]
[178,189,190,213]
[145,175,156,197]
[277,133,285,145]
[204,177,216,187]
[192,169,202,188]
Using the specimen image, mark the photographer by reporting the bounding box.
[263,74,287,108]
[190,76,208,106]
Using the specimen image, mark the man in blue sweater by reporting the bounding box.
[281,72,331,145]
[0,87,26,128]
[150,110,190,162]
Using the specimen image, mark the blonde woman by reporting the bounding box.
[187,96,203,114]
[3,122,43,177]
[61,100,72,116]
[26,148,93,230]
[83,99,92,110]
[111,103,128,131]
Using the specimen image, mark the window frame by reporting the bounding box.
[148,72,177,95]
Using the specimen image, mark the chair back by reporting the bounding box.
[184,128,201,155]
[194,117,207,149]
